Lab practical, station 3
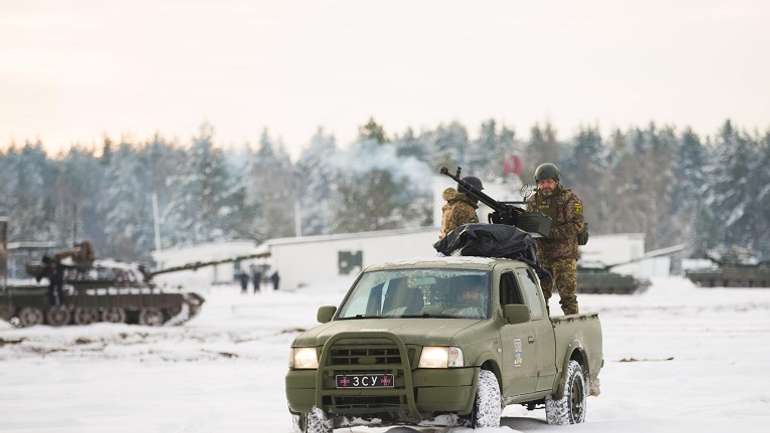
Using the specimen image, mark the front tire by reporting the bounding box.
[545,360,587,425]
[303,407,331,433]
[472,369,502,428]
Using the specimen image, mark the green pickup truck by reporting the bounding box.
[285,256,603,432]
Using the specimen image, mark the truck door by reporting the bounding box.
[498,271,538,396]
[515,268,557,392]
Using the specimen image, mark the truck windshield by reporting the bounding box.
[337,269,490,320]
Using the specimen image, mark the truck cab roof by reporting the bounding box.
[366,256,526,272]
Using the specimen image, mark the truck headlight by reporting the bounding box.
[418,346,464,368]
[290,348,319,369]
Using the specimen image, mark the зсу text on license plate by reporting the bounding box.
[335,374,395,388]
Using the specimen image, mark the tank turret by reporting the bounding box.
[577,260,651,295]
[577,244,684,295]
[685,248,770,288]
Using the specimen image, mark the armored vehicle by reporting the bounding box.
[0,233,269,327]
[0,252,206,327]
[685,252,770,288]
[577,260,651,295]
[577,245,684,295]
[286,256,603,431]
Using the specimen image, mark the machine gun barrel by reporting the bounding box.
[439,166,551,237]
[147,252,271,280]
[439,167,521,218]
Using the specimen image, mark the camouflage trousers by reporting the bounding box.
[540,258,579,316]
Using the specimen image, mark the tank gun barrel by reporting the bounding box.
[147,252,271,280]
[604,244,686,270]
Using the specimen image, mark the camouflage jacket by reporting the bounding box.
[526,186,584,260]
[439,188,479,239]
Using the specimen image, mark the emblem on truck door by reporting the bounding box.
[514,338,523,367]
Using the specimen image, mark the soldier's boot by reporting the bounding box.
[553,259,579,315]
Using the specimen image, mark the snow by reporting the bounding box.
[2,276,770,433]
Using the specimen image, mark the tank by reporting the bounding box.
[577,260,651,295]
[685,250,770,288]
[0,235,269,327]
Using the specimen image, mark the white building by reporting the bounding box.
[151,228,440,291]
[267,227,438,290]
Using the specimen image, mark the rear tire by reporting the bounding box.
[472,369,502,428]
[18,307,44,327]
[545,360,587,425]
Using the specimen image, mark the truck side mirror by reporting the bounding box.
[502,304,530,325]
[317,305,337,323]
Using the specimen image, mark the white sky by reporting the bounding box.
[1,0,769,158]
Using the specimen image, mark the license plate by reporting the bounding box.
[335,374,394,388]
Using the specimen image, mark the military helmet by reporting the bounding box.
[534,163,560,182]
[458,176,483,195]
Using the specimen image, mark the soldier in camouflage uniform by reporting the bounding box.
[438,176,483,240]
[526,163,584,315]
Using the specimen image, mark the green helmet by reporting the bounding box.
[534,163,560,182]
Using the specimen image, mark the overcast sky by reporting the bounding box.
[1,0,769,158]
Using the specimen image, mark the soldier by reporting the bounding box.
[438,176,483,239]
[250,264,262,293]
[526,163,584,316]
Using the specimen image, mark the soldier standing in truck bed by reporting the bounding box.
[526,163,584,316]
[438,176,483,239]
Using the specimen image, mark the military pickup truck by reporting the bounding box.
[285,256,603,432]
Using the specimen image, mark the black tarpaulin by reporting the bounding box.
[433,223,549,279]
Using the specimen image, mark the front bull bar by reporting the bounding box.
[314,331,421,422]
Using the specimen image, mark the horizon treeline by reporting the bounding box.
[1,118,769,263]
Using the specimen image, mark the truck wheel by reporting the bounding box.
[472,369,502,428]
[545,360,587,425]
[303,407,331,433]
[18,307,44,327]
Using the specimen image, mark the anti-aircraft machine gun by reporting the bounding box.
[439,166,552,237]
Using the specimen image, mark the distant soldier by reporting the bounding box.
[47,241,96,306]
[271,271,280,291]
[526,163,585,316]
[237,270,249,294]
[250,264,262,293]
[438,176,483,239]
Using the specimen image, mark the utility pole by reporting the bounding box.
[72,203,78,245]
[152,192,162,252]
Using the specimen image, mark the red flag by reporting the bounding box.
[503,155,523,176]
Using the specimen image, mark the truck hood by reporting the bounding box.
[292,318,484,347]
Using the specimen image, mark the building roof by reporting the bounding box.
[267,226,437,247]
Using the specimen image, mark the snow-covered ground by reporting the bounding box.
[2,277,770,433]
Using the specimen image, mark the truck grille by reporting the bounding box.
[330,347,400,365]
